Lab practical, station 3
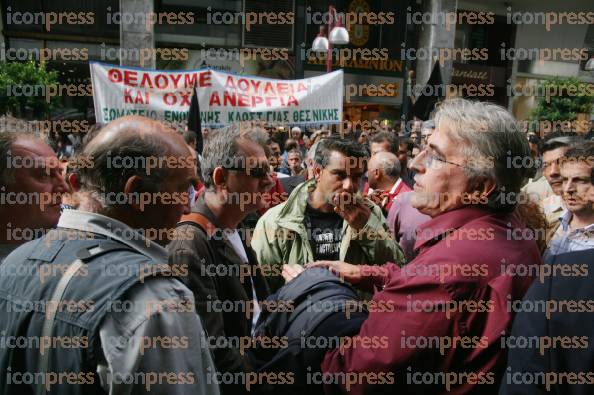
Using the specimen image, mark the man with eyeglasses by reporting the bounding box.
[296,99,542,394]
[167,124,274,395]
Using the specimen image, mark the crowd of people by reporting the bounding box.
[0,98,593,394]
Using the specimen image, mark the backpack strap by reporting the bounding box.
[37,240,135,395]
[179,212,217,237]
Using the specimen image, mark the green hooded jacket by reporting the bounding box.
[251,179,405,287]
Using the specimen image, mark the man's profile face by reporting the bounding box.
[226,139,274,213]
[543,147,568,195]
[409,121,472,217]
[315,151,365,204]
[561,161,594,216]
[3,137,68,230]
[370,141,391,156]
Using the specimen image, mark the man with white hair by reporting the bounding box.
[366,150,410,214]
[301,99,542,394]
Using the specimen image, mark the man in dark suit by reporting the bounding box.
[168,124,273,395]
[499,248,594,395]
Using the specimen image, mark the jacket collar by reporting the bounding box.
[276,178,316,233]
[57,209,168,263]
[414,206,492,251]
[193,192,223,229]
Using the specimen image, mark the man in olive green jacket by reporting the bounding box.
[251,138,404,290]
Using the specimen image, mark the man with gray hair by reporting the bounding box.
[0,116,219,395]
[168,124,273,395]
[366,150,410,214]
[304,99,542,394]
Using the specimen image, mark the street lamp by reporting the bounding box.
[311,5,350,72]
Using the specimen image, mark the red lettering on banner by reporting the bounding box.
[286,96,298,106]
[238,93,249,107]
[123,70,137,86]
[209,92,221,106]
[225,76,236,89]
[264,82,275,94]
[154,74,168,89]
[180,92,191,106]
[251,80,261,92]
[170,74,182,90]
[108,69,122,83]
[237,79,250,92]
[124,88,149,104]
[297,83,308,92]
[140,73,154,88]
[277,83,289,95]
[223,91,236,106]
[199,71,211,87]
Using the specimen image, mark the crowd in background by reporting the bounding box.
[1,100,594,395]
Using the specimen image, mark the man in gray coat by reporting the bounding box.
[0,116,219,395]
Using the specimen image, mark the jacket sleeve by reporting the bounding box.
[97,277,220,395]
[167,227,250,378]
[320,268,454,395]
[347,204,405,267]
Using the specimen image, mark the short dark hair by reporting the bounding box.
[370,131,399,154]
[563,141,594,184]
[183,130,197,145]
[315,137,369,168]
[541,131,581,154]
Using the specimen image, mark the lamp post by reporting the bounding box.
[311,5,350,73]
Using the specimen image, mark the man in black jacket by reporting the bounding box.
[168,124,273,394]
[499,248,594,395]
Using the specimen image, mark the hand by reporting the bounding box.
[367,189,388,207]
[282,264,305,283]
[333,192,371,230]
[306,261,362,285]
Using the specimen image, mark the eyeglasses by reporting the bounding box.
[224,165,271,179]
[418,147,465,169]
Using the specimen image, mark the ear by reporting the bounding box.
[212,167,226,188]
[123,175,145,211]
[471,177,497,200]
[67,172,80,191]
[313,165,322,183]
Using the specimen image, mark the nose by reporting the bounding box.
[563,180,575,195]
[53,171,69,194]
[409,149,426,173]
[342,177,355,193]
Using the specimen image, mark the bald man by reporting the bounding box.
[0,116,219,395]
[0,129,68,260]
[366,150,411,213]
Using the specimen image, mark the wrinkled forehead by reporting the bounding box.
[12,137,57,160]
[427,122,462,156]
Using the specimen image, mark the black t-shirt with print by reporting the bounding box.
[304,202,344,261]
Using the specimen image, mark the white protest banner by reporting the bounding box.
[90,62,343,127]
[90,61,211,125]
[197,69,343,127]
